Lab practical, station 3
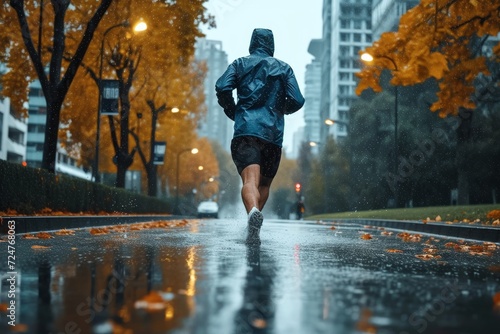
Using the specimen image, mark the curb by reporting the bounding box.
[326,218,500,243]
[0,215,194,235]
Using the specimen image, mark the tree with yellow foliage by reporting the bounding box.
[0,0,114,173]
[58,0,213,188]
[356,0,500,117]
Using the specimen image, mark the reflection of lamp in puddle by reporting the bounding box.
[165,304,174,320]
[186,246,197,297]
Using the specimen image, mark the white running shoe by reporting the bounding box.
[246,207,263,245]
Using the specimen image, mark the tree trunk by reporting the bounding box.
[146,163,157,197]
[41,100,62,173]
[114,80,132,188]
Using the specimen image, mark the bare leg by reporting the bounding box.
[240,164,261,214]
[258,176,273,211]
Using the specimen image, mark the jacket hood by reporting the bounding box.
[249,28,274,56]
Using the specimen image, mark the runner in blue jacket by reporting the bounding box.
[216,28,305,244]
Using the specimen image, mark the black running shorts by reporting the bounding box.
[231,136,282,178]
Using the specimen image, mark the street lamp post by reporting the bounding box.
[324,118,349,129]
[92,19,147,183]
[361,53,399,207]
[175,148,198,214]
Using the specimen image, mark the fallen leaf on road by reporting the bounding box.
[22,234,38,239]
[423,248,439,254]
[356,308,377,334]
[31,245,51,250]
[90,228,109,235]
[330,226,336,230]
[360,233,373,240]
[0,303,7,312]
[386,249,403,253]
[130,224,144,231]
[54,229,75,236]
[397,232,422,242]
[381,231,393,236]
[36,232,53,239]
[488,265,500,273]
[415,254,442,261]
[493,292,500,311]
[9,323,28,332]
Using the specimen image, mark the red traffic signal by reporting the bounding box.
[295,183,301,193]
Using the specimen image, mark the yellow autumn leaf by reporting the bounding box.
[32,245,51,250]
[427,52,448,79]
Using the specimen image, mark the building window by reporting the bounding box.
[340,46,350,57]
[353,46,361,56]
[30,107,47,115]
[339,72,350,81]
[339,98,349,106]
[339,85,350,95]
[29,88,44,97]
[353,20,362,29]
[340,20,350,29]
[366,34,372,43]
[339,110,348,120]
[365,20,372,29]
[340,33,350,42]
[341,6,351,16]
[29,124,45,133]
[340,60,350,68]
[353,33,361,42]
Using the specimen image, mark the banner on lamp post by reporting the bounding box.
[100,80,119,115]
[153,141,167,165]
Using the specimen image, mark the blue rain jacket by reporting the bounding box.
[215,28,305,147]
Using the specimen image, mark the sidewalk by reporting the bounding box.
[320,218,500,243]
[0,215,184,234]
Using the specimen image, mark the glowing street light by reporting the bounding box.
[360,52,374,62]
[133,18,147,32]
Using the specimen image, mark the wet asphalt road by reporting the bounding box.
[1,218,500,334]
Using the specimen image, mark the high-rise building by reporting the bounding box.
[326,0,374,143]
[26,79,91,180]
[372,0,419,40]
[26,79,46,168]
[319,0,333,145]
[289,126,305,160]
[303,39,323,154]
[0,97,27,164]
[194,39,233,151]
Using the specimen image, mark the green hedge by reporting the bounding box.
[0,160,171,214]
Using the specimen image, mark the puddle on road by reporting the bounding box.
[0,219,499,333]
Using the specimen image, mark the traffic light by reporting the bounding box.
[295,183,301,193]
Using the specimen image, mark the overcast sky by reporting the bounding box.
[201,0,323,154]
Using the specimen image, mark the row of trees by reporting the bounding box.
[1,0,225,200]
[288,0,500,215]
[293,82,500,216]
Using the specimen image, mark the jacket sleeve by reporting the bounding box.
[283,67,305,115]
[215,62,237,121]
